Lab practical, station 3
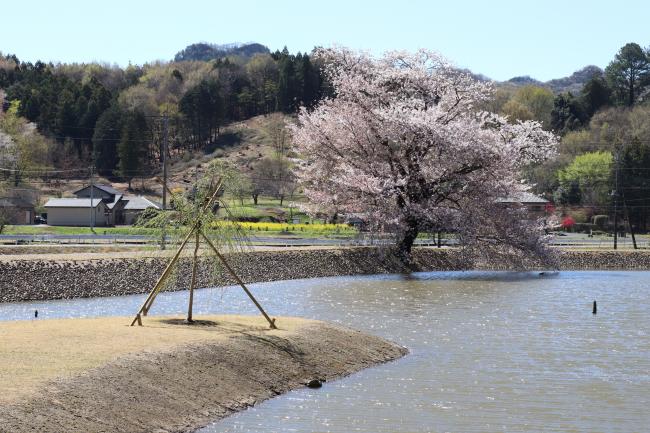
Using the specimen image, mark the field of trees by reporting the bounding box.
[1,41,650,235]
[0,42,324,189]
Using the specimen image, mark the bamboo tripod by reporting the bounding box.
[130,180,277,329]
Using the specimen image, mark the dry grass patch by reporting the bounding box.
[0,314,308,404]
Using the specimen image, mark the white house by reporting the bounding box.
[43,183,162,227]
[74,184,127,225]
[44,198,110,226]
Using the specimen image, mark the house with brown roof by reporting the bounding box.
[0,197,35,224]
[496,192,549,218]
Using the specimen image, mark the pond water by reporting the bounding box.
[2,271,649,432]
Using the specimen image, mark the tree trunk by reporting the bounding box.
[396,218,419,263]
[628,84,634,107]
[629,81,635,107]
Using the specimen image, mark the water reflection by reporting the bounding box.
[1,271,649,432]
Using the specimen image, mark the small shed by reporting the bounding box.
[44,198,109,226]
[123,196,161,225]
[0,197,35,225]
[497,192,549,218]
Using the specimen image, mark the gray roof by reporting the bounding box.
[73,184,122,196]
[0,197,34,208]
[497,192,548,204]
[123,196,161,210]
[106,194,123,210]
[44,198,104,208]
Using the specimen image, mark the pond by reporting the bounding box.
[2,271,649,432]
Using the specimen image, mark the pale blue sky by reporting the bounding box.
[2,0,648,81]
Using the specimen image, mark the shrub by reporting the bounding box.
[229,216,261,223]
[569,209,589,223]
[0,212,7,234]
[134,209,176,228]
[561,216,575,229]
[134,208,161,227]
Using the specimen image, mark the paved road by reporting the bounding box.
[0,232,646,248]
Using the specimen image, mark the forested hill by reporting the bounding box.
[174,42,270,62]
[0,45,326,188]
[1,41,648,208]
[504,65,603,94]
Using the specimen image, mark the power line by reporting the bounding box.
[0,166,90,174]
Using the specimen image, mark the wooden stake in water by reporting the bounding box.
[593,300,597,315]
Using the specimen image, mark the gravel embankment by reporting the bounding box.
[0,248,462,303]
[1,248,650,303]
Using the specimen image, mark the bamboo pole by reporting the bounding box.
[187,229,200,322]
[141,180,223,312]
[142,228,194,314]
[130,179,223,326]
[130,226,195,326]
[200,229,277,329]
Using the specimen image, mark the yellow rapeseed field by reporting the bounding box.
[215,221,357,235]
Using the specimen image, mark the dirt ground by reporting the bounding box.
[0,315,300,405]
[0,315,406,433]
[0,244,341,262]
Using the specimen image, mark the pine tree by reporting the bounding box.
[117,110,147,189]
[93,104,123,175]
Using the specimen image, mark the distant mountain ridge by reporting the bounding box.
[503,65,603,94]
[173,42,603,94]
[174,42,270,62]
[545,65,603,93]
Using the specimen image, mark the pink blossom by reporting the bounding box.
[291,48,558,266]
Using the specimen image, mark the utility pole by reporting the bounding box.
[623,198,638,249]
[162,114,168,210]
[617,143,637,250]
[161,114,169,250]
[613,151,619,250]
[90,165,95,231]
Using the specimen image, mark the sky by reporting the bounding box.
[1,0,649,81]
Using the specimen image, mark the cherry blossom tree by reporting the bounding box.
[291,48,558,265]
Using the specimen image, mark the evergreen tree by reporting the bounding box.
[551,93,587,134]
[55,88,79,149]
[619,139,650,231]
[179,79,224,148]
[580,76,611,117]
[93,104,124,175]
[277,47,297,112]
[300,54,321,108]
[605,43,650,106]
[117,110,148,189]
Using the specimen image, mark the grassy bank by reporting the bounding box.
[0,315,300,405]
[0,315,406,433]
[3,221,357,238]
[2,225,170,236]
